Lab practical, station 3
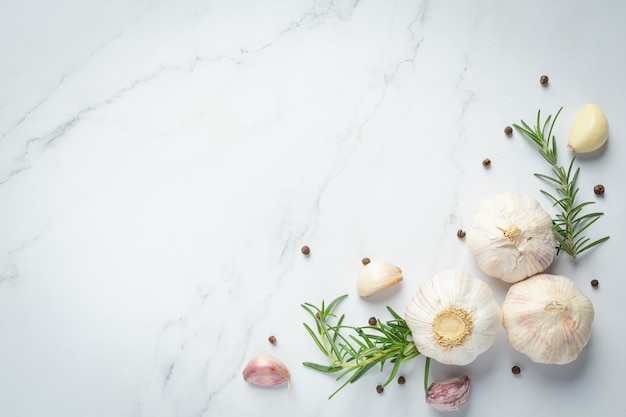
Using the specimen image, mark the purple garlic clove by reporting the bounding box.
[426,375,471,412]
[243,355,291,391]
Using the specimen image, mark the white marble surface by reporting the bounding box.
[1,1,625,416]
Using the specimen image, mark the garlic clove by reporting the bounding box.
[467,192,556,283]
[502,274,594,365]
[404,270,502,366]
[426,375,471,413]
[568,103,609,153]
[243,355,291,390]
[356,261,403,297]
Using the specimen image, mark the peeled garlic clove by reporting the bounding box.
[568,103,609,153]
[426,375,471,413]
[243,355,291,390]
[404,270,502,365]
[467,192,556,283]
[502,274,594,365]
[356,261,403,297]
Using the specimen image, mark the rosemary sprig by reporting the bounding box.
[301,294,423,399]
[513,108,609,259]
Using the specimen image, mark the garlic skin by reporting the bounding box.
[404,269,502,365]
[467,193,556,283]
[502,274,594,365]
[426,375,471,413]
[243,355,291,390]
[356,261,403,297]
[568,103,609,153]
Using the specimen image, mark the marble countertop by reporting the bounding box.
[2,1,625,416]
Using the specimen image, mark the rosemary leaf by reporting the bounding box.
[513,108,609,259]
[302,294,425,398]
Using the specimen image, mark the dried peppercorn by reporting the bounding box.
[301,245,310,255]
[368,317,377,326]
[512,365,521,375]
[591,279,599,288]
[504,126,513,136]
[376,385,384,393]
[540,75,549,85]
[362,257,371,265]
[397,376,406,385]
[457,229,466,239]
[268,335,277,344]
[482,158,491,167]
[594,184,605,195]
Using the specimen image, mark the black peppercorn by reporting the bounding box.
[268,335,277,344]
[540,75,549,85]
[512,365,521,375]
[368,317,377,326]
[591,279,599,288]
[457,229,466,239]
[504,126,513,136]
[301,245,310,255]
[362,257,371,265]
[397,376,406,385]
[482,158,491,167]
[376,385,384,393]
[594,184,605,195]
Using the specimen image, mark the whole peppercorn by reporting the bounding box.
[482,158,491,168]
[594,184,605,195]
[540,75,549,85]
[368,317,377,326]
[512,365,521,375]
[591,279,599,288]
[301,245,310,255]
[397,376,406,385]
[504,126,513,136]
[457,229,466,239]
[268,335,277,344]
[362,257,371,265]
[376,385,384,393]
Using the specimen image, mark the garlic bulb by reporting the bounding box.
[568,103,609,153]
[502,274,594,364]
[467,193,556,283]
[426,375,471,413]
[356,261,403,297]
[243,355,291,390]
[404,269,502,365]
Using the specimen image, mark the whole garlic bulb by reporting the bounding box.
[467,193,557,283]
[568,103,609,153]
[356,261,403,297]
[502,274,594,365]
[404,269,502,366]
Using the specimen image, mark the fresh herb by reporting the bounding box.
[301,294,424,399]
[513,108,609,259]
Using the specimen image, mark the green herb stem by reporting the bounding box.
[302,294,425,399]
[513,108,609,259]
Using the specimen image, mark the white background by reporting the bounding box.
[1,1,624,416]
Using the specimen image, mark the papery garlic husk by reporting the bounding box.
[356,261,403,297]
[243,355,291,390]
[568,103,609,153]
[426,375,471,413]
[404,269,502,365]
[502,274,594,365]
[467,192,557,283]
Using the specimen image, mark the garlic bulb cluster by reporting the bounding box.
[404,269,502,365]
[426,375,471,413]
[502,274,594,364]
[568,103,609,153]
[467,193,557,283]
[356,261,403,297]
[243,355,291,390]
